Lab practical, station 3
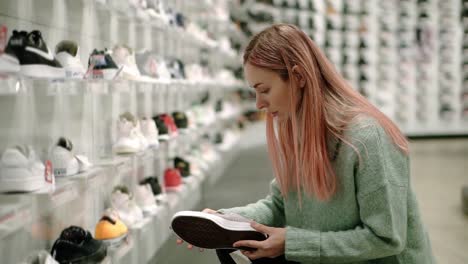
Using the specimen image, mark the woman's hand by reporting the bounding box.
[175,208,218,251]
[233,222,286,260]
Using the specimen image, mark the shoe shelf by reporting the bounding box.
[0,118,247,263]
[243,0,468,137]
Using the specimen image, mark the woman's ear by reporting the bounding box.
[292,65,306,89]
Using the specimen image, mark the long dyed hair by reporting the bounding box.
[244,24,409,201]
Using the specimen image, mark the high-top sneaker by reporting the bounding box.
[87,49,119,80]
[55,40,85,79]
[0,26,20,73]
[16,30,65,78]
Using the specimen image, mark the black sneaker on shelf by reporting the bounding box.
[50,226,107,264]
[87,49,119,80]
[140,176,162,195]
[0,26,20,73]
[153,115,170,141]
[13,30,64,78]
[174,156,191,177]
[172,111,188,130]
[215,99,224,113]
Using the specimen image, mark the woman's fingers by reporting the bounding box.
[202,208,218,214]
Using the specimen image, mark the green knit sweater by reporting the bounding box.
[221,117,435,263]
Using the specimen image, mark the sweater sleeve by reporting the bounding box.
[285,122,409,263]
[218,179,285,227]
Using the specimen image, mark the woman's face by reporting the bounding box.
[244,63,291,121]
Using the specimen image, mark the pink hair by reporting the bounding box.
[244,24,409,202]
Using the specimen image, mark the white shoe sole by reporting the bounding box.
[100,233,128,248]
[113,145,140,154]
[21,64,65,79]
[171,211,266,250]
[0,54,20,73]
[0,167,45,192]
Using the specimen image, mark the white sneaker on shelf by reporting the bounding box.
[55,40,86,79]
[140,118,159,148]
[50,138,91,177]
[24,250,59,264]
[111,45,142,81]
[111,186,144,228]
[0,145,47,193]
[113,112,148,154]
[134,183,158,216]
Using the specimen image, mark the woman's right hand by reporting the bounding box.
[176,208,218,251]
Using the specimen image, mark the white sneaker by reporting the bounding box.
[55,40,85,79]
[0,146,47,193]
[114,112,148,154]
[111,187,144,227]
[111,45,141,80]
[134,183,158,216]
[50,138,91,177]
[171,211,267,250]
[23,250,59,264]
[140,118,159,148]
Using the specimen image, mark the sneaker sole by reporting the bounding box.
[171,212,266,250]
[20,64,65,79]
[0,167,45,192]
[100,233,128,248]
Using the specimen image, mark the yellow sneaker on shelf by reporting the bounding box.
[95,209,128,248]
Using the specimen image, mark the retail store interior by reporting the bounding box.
[0,0,467,263]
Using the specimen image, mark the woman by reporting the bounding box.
[181,24,435,264]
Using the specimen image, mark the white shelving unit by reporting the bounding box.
[0,0,253,263]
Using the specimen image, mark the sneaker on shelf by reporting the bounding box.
[172,111,188,132]
[159,113,178,137]
[0,145,48,193]
[174,156,190,177]
[111,185,144,227]
[50,137,91,177]
[87,49,119,80]
[50,226,107,264]
[167,58,185,80]
[0,26,20,73]
[171,211,267,250]
[140,176,162,196]
[164,168,182,192]
[135,50,159,80]
[24,250,59,264]
[156,58,171,82]
[140,117,159,148]
[153,115,170,141]
[135,183,158,215]
[55,40,85,79]
[111,45,142,80]
[95,208,128,248]
[12,30,65,78]
[113,112,149,154]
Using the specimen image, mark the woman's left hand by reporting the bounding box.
[233,222,286,260]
